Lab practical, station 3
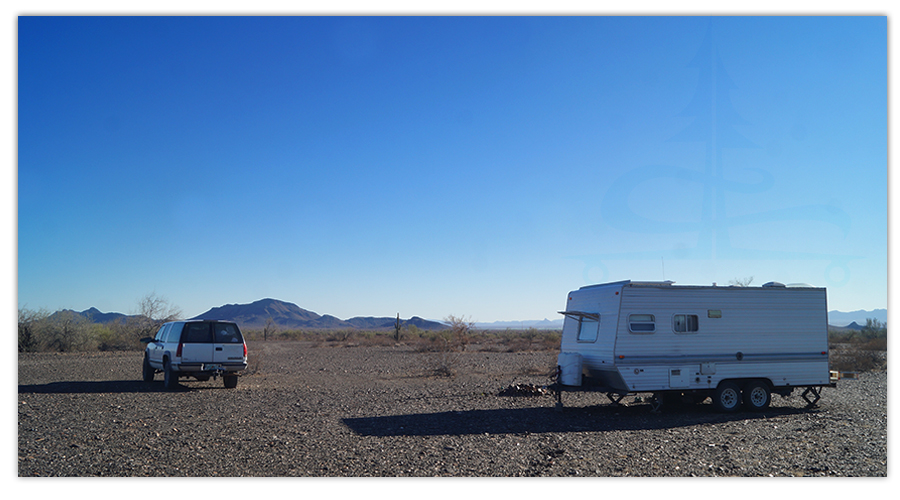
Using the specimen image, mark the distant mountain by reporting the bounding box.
[827,309,887,328]
[344,315,446,331]
[189,298,447,331]
[78,307,130,324]
[827,321,866,334]
[50,307,133,324]
[191,298,337,329]
[475,318,564,330]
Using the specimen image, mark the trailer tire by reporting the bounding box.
[713,381,742,412]
[743,381,771,411]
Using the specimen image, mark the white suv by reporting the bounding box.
[141,320,247,389]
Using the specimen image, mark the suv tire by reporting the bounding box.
[163,358,178,390]
[142,355,155,382]
[223,374,238,389]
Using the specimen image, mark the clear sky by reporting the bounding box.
[16,15,887,322]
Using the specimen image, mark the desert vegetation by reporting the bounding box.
[240,320,562,375]
[18,293,182,353]
[18,301,562,359]
[18,298,884,374]
[828,318,888,372]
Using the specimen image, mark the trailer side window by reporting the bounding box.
[577,316,600,342]
[673,314,699,333]
[628,314,655,333]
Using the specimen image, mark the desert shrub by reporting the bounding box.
[830,342,887,373]
[828,317,887,373]
[274,329,316,342]
[43,310,96,352]
[429,337,461,377]
[503,338,534,353]
[243,348,266,376]
[481,329,562,352]
[363,332,397,346]
[94,322,136,351]
[326,330,354,342]
[337,331,395,347]
[414,316,477,378]
[831,348,884,372]
[410,332,451,352]
[444,315,474,350]
[538,331,562,349]
[858,337,887,351]
[19,308,49,352]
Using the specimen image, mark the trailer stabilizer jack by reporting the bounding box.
[607,392,627,405]
[801,386,822,407]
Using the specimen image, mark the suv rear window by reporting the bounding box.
[214,323,243,343]
[180,322,244,343]
[183,323,212,343]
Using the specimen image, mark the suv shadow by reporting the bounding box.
[18,380,228,394]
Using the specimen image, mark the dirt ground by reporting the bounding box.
[17,341,887,477]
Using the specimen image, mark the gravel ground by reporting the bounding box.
[17,341,887,477]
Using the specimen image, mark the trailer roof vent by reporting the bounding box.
[762,281,786,288]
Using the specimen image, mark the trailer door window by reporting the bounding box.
[577,316,600,342]
[629,314,656,333]
[673,314,699,333]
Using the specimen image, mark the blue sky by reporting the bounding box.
[16,15,887,322]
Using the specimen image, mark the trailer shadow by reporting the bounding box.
[342,403,817,437]
[18,380,207,394]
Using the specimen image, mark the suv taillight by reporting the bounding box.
[176,342,183,358]
[243,342,247,358]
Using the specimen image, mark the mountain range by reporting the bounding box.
[474,319,564,330]
[55,300,886,331]
[824,309,887,328]
[190,298,447,331]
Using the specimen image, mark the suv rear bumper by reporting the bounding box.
[174,362,247,373]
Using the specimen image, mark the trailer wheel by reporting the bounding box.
[743,381,771,411]
[713,381,742,412]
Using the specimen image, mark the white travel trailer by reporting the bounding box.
[555,280,835,412]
